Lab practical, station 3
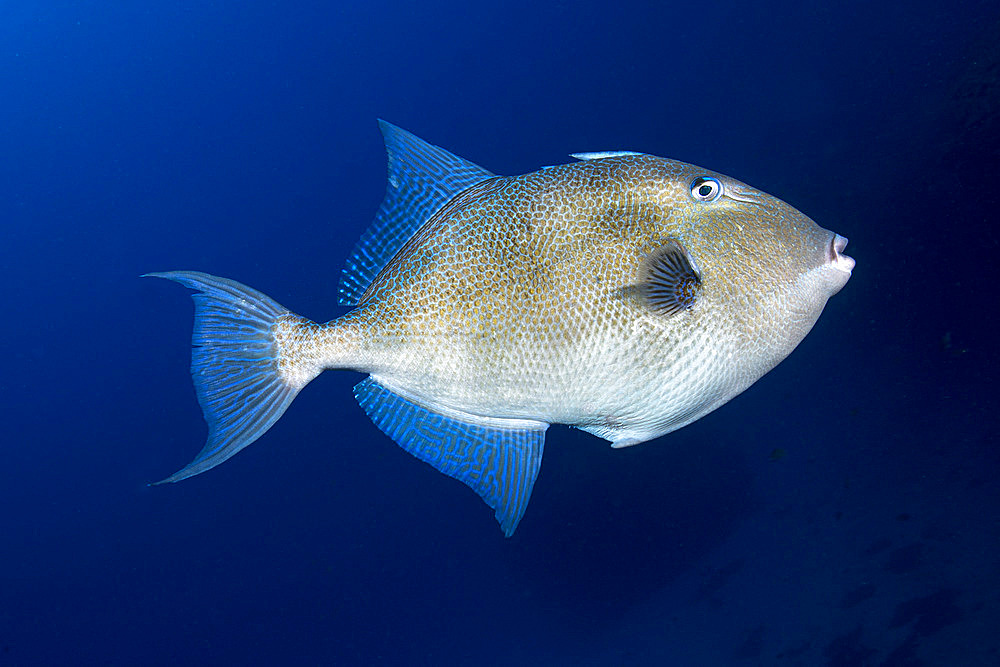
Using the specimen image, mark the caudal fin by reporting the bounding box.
[145,271,314,484]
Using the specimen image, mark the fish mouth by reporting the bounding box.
[828,233,855,273]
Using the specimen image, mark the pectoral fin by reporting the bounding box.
[637,240,702,317]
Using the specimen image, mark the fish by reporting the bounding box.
[146,121,854,536]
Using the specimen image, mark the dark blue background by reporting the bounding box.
[3,1,998,664]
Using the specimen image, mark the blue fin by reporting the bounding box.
[337,121,496,306]
[354,378,547,536]
[570,150,645,160]
[144,271,313,484]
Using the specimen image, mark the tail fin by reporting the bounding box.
[145,271,314,484]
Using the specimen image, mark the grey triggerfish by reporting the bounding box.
[147,121,854,536]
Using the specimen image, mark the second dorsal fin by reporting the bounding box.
[337,121,496,306]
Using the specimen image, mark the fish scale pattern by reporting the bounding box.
[336,156,748,444]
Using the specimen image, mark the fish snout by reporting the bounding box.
[828,234,855,274]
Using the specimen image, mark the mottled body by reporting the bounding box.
[288,154,847,445]
[149,122,853,535]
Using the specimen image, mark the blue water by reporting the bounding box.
[3,1,998,664]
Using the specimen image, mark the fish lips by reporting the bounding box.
[829,233,855,274]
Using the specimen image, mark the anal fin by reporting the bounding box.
[354,378,547,536]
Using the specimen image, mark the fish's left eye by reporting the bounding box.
[690,177,721,202]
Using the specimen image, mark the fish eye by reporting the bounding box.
[690,177,721,202]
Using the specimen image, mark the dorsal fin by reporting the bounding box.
[570,150,645,160]
[337,121,496,306]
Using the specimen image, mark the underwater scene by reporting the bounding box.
[2,1,998,664]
